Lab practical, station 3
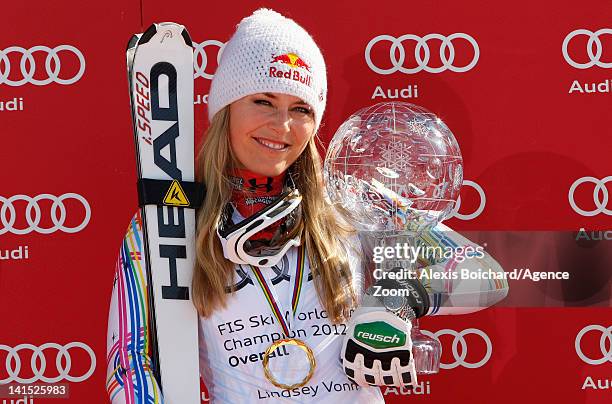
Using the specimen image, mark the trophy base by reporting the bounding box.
[412,320,441,374]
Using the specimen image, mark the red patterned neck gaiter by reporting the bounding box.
[229,168,286,240]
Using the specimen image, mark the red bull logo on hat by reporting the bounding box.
[268,52,313,88]
[270,53,311,72]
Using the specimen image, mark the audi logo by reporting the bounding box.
[0,193,91,235]
[0,45,85,86]
[193,40,224,80]
[0,342,96,383]
[562,29,611,69]
[446,180,486,221]
[575,325,612,365]
[365,33,479,74]
[421,328,492,369]
[568,176,611,216]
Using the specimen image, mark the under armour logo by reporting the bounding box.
[247,177,273,192]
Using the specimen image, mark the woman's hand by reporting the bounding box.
[340,305,417,388]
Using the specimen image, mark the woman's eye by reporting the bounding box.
[254,99,272,106]
[294,107,312,115]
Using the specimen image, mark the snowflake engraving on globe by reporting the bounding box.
[324,102,463,234]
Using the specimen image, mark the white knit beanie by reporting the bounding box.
[207,8,327,131]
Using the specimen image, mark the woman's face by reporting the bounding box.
[229,92,315,177]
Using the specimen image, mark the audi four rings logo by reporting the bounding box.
[0,45,85,86]
[365,33,479,74]
[0,342,96,383]
[0,193,91,235]
[421,328,492,369]
[193,40,225,80]
[447,180,486,221]
[562,29,611,69]
[575,325,612,365]
[568,176,612,216]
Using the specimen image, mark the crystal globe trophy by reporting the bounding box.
[324,102,463,374]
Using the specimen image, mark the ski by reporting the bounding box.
[126,22,201,404]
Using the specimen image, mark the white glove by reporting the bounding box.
[341,305,417,388]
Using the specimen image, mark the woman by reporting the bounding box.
[107,8,508,403]
[191,8,381,402]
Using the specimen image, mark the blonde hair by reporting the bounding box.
[192,106,356,323]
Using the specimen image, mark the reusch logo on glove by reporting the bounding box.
[355,322,406,349]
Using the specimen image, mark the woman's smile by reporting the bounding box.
[253,137,290,151]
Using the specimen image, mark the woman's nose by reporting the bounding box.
[268,109,291,133]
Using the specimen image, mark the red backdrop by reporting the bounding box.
[1,1,611,403]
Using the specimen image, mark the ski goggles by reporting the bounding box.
[217,189,303,267]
